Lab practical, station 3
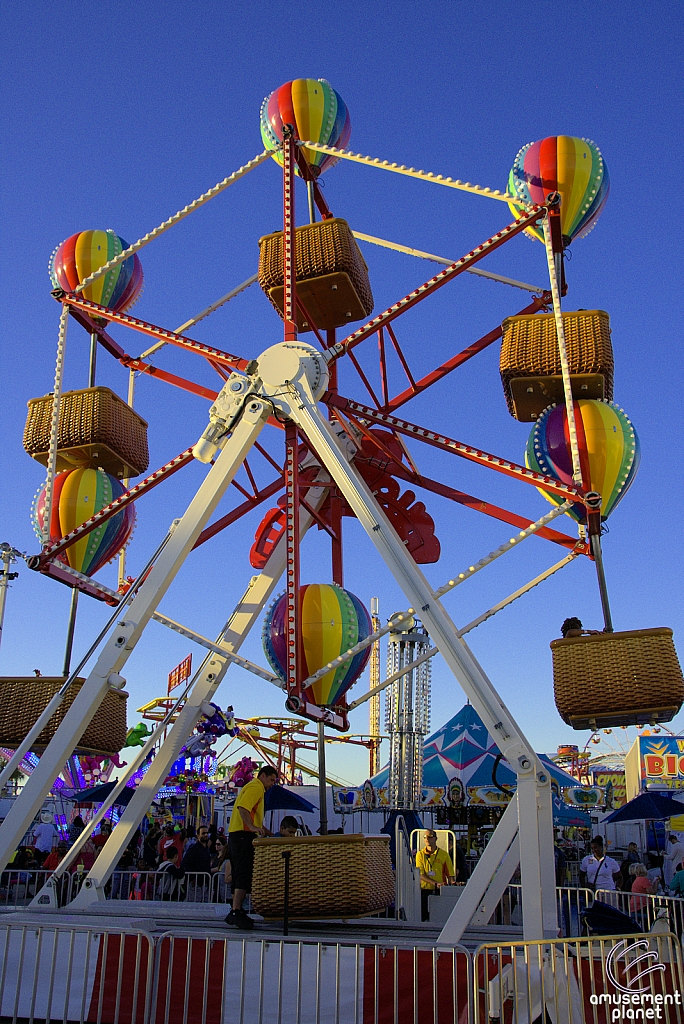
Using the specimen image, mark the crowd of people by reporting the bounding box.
[577,833,684,907]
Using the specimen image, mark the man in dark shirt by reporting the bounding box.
[180,824,213,901]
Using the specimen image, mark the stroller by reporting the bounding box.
[581,899,643,935]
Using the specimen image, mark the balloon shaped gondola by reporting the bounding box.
[507,136,609,246]
[526,400,639,522]
[33,468,135,575]
[50,229,143,311]
[263,584,372,707]
[260,78,351,175]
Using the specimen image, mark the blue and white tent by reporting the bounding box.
[371,703,590,826]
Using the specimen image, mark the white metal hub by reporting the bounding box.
[257,341,329,401]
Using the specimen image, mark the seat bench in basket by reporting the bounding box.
[500,310,614,421]
[0,677,128,756]
[551,628,684,731]
[24,386,149,479]
[252,833,394,919]
[258,218,374,333]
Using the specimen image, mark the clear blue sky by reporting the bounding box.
[1,1,682,785]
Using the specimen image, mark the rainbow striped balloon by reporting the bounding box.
[33,468,135,575]
[260,79,351,176]
[525,400,640,523]
[49,230,143,311]
[263,584,371,707]
[507,136,609,246]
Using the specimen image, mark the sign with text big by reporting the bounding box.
[625,735,684,800]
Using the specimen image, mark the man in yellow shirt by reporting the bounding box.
[415,830,456,921]
[226,765,278,929]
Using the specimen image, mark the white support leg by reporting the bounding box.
[469,835,520,927]
[272,356,556,941]
[0,393,270,875]
[518,770,558,939]
[437,794,519,945]
[69,474,330,905]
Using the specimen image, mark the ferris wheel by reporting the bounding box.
[1,77,681,942]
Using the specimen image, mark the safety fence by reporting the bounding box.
[0,869,218,909]
[597,887,684,938]
[484,884,594,938]
[1,921,682,1023]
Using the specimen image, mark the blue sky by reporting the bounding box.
[1,1,682,785]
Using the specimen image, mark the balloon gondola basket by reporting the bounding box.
[0,678,128,756]
[551,628,684,730]
[500,310,614,421]
[251,834,394,919]
[258,218,374,332]
[24,387,149,479]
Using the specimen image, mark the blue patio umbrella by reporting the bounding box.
[602,791,684,823]
[264,785,317,813]
[75,782,135,806]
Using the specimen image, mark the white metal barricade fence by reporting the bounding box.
[0,923,154,1024]
[66,869,214,905]
[0,868,52,908]
[489,883,594,937]
[473,931,684,1023]
[0,921,473,1024]
[596,887,684,938]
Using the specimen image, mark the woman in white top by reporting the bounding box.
[580,838,622,891]
[664,834,684,886]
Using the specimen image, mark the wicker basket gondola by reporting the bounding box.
[258,218,374,332]
[551,628,684,731]
[252,834,394,919]
[24,387,149,478]
[0,677,128,756]
[500,310,614,421]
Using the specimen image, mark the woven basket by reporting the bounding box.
[0,678,128,755]
[500,310,614,421]
[551,628,684,730]
[24,387,149,478]
[252,834,394,919]
[258,218,374,332]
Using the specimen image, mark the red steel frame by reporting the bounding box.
[36,146,582,724]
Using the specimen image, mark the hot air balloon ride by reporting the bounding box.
[263,584,372,708]
[507,135,609,247]
[525,399,640,523]
[33,468,135,576]
[257,79,373,333]
[49,229,143,312]
[260,78,351,176]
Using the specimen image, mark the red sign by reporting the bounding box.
[168,654,192,693]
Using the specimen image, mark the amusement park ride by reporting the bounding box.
[0,78,682,944]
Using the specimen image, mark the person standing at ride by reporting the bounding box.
[580,837,622,891]
[664,834,684,885]
[225,766,278,930]
[32,812,58,864]
[621,841,642,891]
[157,824,183,864]
[416,830,456,922]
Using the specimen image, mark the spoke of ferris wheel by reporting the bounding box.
[299,142,517,203]
[72,149,274,297]
[137,274,259,361]
[348,550,580,711]
[299,501,572,693]
[352,232,545,294]
[43,562,281,687]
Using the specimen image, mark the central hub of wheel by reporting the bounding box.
[257,341,329,401]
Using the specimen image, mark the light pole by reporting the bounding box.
[0,544,22,653]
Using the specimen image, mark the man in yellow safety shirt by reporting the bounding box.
[225,765,278,929]
[415,829,456,921]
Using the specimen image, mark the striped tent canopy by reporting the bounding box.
[371,703,589,824]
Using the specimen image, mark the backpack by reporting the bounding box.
[156,861,178,897]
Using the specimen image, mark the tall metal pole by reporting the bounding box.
[62,588,79,677]
[590,533,614,633]
[368,597,381,776]
[317,722,328,835]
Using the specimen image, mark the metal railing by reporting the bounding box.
[395,815,420,923]
[76,869,214,904]
[0,923,154,1024]
[473,931,684,1023]
[0,869,52,908]
[6,918,684,1024]
[596,887,684,938]
[486,884,594,938]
